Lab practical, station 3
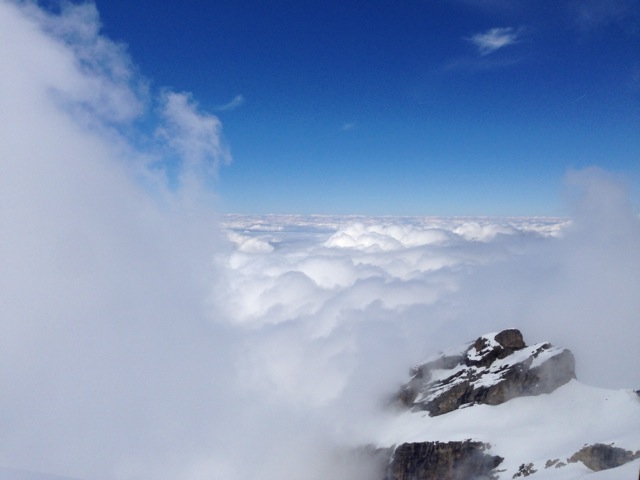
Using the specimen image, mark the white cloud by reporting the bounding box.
[216,93,245,111]
[218,190,640,404]
[215,215,565,348]
[0,2,233,479]
[156,91,231,184]
[468,27,520,55]
[22,1,145,126]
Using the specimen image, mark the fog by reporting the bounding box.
[1,2,638,480]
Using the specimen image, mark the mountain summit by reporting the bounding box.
[397,329,576,416]
[375,329,640,479]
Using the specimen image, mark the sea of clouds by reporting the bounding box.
[1,2,639,480]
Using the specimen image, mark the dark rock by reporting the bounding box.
[397,329,576,416]
[544,458,566,469]
[383,440,503,480]
[495,329,526,350]
[524,348,576,395]
[567,443,640,471]
[512,462,537,477]
[398,355,464,408]
[465,329,526,369]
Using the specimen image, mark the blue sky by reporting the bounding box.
[92,0,640,215]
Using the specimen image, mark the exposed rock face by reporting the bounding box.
[567,443,640,471]
[512,462,536,477]
[398,329,576,416]
[383,440,503,480]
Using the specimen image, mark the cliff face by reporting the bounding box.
[383,441,503,480]
[397,329,576,416]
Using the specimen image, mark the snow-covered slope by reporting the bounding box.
[375,330,640,479]
[377,380,640,478]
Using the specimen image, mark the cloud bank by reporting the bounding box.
[1,2,639,480]
[220,170,640,396]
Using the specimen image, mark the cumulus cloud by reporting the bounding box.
[218,187,640,402]
[215,215,566,410]
[468,26,521,55]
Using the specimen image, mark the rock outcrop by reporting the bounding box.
[567,443,640,471]
[383,440,503,480]
[397,329,576,416]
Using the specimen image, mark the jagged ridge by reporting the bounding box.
[397,329,576,416]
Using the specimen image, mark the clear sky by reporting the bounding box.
[91,0,640,215]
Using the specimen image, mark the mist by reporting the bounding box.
[1,2,639,480]
[0,1,237,478]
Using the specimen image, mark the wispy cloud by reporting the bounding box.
[341,122,356,132]
[216,93,245,111]
[468,27,520,55]
[157,91,231,179]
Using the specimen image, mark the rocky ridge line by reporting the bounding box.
[397,328,576,416]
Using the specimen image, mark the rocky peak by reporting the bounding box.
[466,328,526,368]
[398,328,576,416]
